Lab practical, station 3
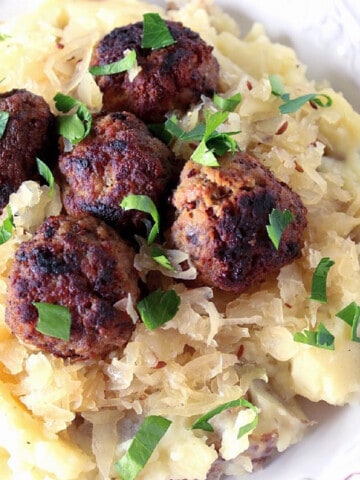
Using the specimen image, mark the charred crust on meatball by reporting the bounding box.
[57,111,176,238]
[5,215,140,360]
[0,89,58,213]
[168,152,307,293]
[90,20,219,122]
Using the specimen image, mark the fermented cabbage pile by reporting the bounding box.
[1,0,360,479]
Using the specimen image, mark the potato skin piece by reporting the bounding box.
[169,153,308,293]
[90,20,219,122]
[0,89,57,213]
[5,215,140,360]
[58,111,175,237]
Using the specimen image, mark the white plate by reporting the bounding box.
[1,1,360,479]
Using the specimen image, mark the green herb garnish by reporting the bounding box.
[33,302,72,341]
[192,398,258,438]
[120,194,159,244]
[141,13,176,50]
[150,245,175,271]
[269,74,289,99]
[0,111,9,139]
[294,322,335,350]
[310,257,335,303]
[266,208,294,250]
[137,289,180,330]
[115,415,172,480]
[54,93,92,145]
[269,74,332,114]
[36,157,54,198]
[89,49,137,75]
[0,205,15,245]
[0,33,11,41]
[279,93,332,114]
[191,110,239,166]
[213,92,242,112]
[157,111,239,166]
[336,301,360,343]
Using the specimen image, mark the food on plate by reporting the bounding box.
[90,18,219,122]
[0,0,360,479]
[0,88,57,213]
[5,214,139,359]
[169,152,307,292]
[58,110,175,235]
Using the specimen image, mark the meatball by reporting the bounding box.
[90,20,219,122]
[58,111,175,236]
[0,89,57,213]
[5,215,140,360]
[168,153,307,293]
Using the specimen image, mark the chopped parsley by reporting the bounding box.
[213,92,242,112]
[293,322,335,350]
[336,301,360,343]
[150,245,175,271]
[310,257,335,303]
[162,110,239,167]
[266,208,294,250]
[120,194,160,244]
[36,157,54,198]
[0,111,9,139]
[141,13,176,50]
[192,398,258,439]
[269,74,332,114]
[137,289,180,330]
[0,206,15,245]
[33,302,72,341]
[115,415,172,480]
[54,92,92,145]
[89,49,137,75]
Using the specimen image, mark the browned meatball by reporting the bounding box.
[58,111,175,236]
[5,215,140,360]
[90,20,219,122]
[168,153,307,293]
[0,89,57,213]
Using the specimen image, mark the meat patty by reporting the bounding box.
[90,20,219,122]
[5,215,140,360]
[168,153,307,293]
[0,89,57,213]
[58,111,175,237]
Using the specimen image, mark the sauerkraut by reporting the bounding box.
[0,0,360,479]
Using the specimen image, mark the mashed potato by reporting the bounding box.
[1,0,360,479]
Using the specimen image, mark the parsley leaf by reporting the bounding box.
[213,92,242,112]
[279,93,332,114]
[191,110,239,166]
[120,194,159,244]
[33,302,72,341]
[115,416,171,480]
[192,398,258,438]
[294,322,335,350]
[89,49,137,75]
[266,208,294,250]
[141,13,176,50]
[269,74,332,114]
[54,93,92,145]
[0,111,9,139]
[36,157,54,198]
[150,245,175,271]
[137,289,180,330]
[336,301,360,343]
[0,206,15,245]
[310,257,335,303]
[157,110,239,166]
